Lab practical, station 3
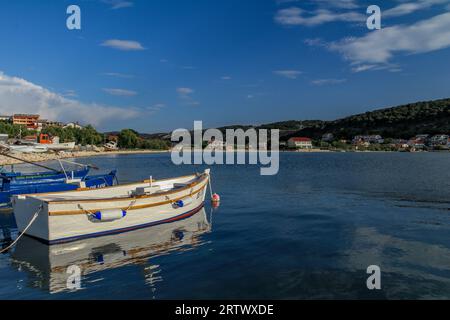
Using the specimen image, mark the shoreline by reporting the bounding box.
[1,147,446,166]
[0,149,168,166]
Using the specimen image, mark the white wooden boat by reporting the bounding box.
[104,141,119,151]
[12,169,211,244]
[11,208,211,294]
[41,141,76,151]
[6,144,49,153]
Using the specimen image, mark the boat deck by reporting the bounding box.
[18,173,205,203]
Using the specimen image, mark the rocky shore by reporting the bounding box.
[0,149,168,166]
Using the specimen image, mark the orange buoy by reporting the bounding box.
[212,193,221,202]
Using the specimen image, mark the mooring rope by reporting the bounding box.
[207,172,213,199]
[77,203,95,215]
[0,205,43,254]
[125,199,137,211]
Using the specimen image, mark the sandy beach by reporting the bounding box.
[0,149,168,166]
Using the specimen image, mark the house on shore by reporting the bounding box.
[322,133,334,142]
[12,114,40,130]
[288,137,313,149]
[206,139,234,151]
[64,122,83,129]
[430,134,449,146]
[352,135,384,145]
[407,137,426,150]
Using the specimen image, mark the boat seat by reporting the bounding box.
[173,183,189,189]
[133,185,161,196]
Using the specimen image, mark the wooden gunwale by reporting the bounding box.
[18,173,200,198]
[48,184,207,216]
[46,173,207,204]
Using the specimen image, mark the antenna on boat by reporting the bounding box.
[59,159,99,170]
[58,159,69,180]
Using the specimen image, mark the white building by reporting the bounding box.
[64,122,83,129]
[287,137,313,149]
[430,134,449,146]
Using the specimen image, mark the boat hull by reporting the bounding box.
[46,203,204,244]
[12,172,209,244]
[2,168,90,186]
[42,142,76,151]
[8,145,48,153]
[11,208,210,293]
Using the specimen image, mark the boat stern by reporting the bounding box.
[12,195,50,242]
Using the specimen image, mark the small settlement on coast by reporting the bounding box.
[283,134,450,152]
[0,113,169,166]
[0,113,449,167]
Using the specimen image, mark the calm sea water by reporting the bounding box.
[0,152,449,300]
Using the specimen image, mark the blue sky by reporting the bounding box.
[0,0,449,132]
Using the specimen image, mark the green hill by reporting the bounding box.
[113,97,450,142]
[286,98,450,140]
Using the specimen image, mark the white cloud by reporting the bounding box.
[103,88,137,96]
[0,72,139,127]
[176,87,199,106]
[385,0,450,18]
[146,103,166,114]
[62,89,77,97]
[151,103,166,109]
[101,0,134,10]
[276,0,358,9]
[275,1,449,29]
[100,39,145,51]
[311,0,359,9]
[273,70,302,79]
[275,7,365,26]
[351,64,377,73]
[304,38,329,48]
[221,76,232,80]
[177,87,194,95]
[329,12,450,68]
[102,72,135,79]
[311,78,347,85]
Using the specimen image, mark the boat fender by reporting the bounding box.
[93,209,127,222]
[174,196,193,208]
[212,193,221,202]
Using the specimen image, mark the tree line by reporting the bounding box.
[0,121,170,150]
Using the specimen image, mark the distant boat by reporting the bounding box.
[38,134,75,151]
[6,144,48,153]
[42,141,76,151]
[0,167,90,186]
[104,141,119,151]
[13,169,211,244]
[2,170,117,208]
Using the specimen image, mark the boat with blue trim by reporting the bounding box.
[1,167,89,186]
[1,170,117,207]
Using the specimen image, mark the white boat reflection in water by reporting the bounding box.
[11,208,212,294]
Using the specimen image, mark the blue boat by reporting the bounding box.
[0,170,117,207]
[0,167,90,187]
